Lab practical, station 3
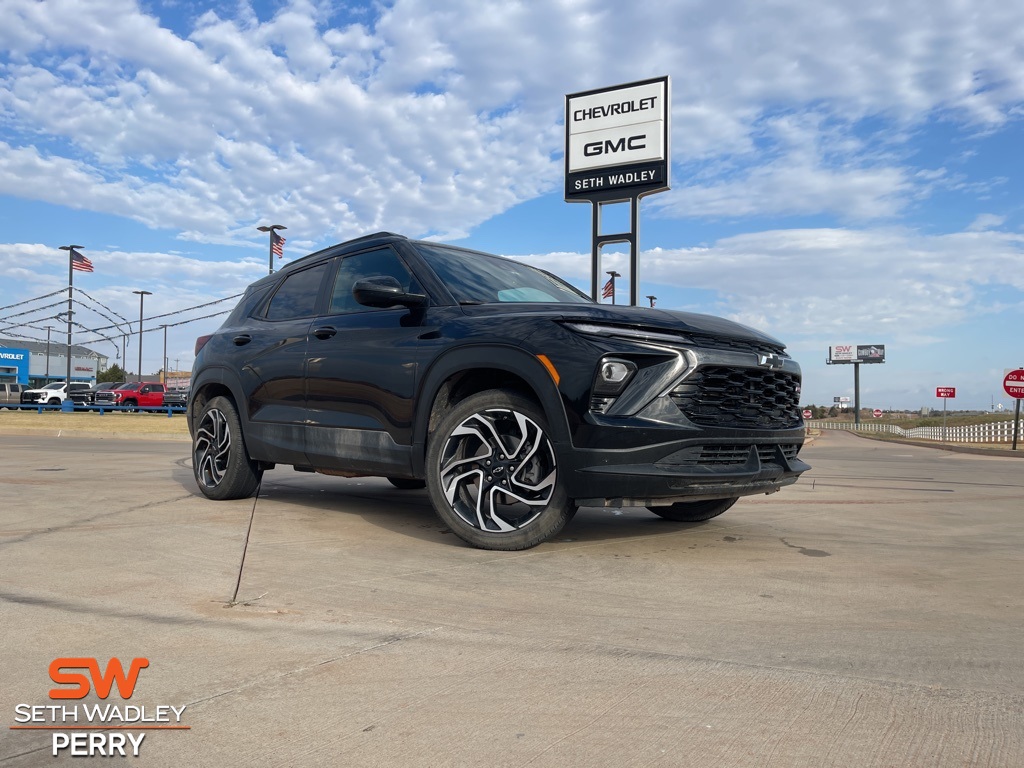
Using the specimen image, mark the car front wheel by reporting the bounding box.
[426,390,574,551]
[192,395,262,500]
[647,498,738,522]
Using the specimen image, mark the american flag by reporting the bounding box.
[71,250,94,273]
[601,278,614,299]
[271,230,286,258]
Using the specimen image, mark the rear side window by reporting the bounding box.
[265,264,329,321]
[225,284,272,325]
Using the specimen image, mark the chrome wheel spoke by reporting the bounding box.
[194,408,231,488]
[438,406,557,534]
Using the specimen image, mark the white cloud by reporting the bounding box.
[2,0,1024,245]
[512,226,1024,344]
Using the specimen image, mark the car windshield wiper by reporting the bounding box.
[458,300,485,305]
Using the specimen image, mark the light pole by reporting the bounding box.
[58,245,84,390]
[161,324,168,385]
[133,290,152,382]
[45,326,52,381]
[646,295,657,307]
[257,224,287,275]
[605,270,621,305]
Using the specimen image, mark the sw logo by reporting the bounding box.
[49,657,149,699]
[49,658,150,757]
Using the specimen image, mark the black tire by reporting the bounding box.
[123,400,138,412]
[647,498,739,522]
[387,477,426,490]
[47,398,61,405]
[426,390,574,551]
[192,395,262,500]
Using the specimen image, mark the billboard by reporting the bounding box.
[565,77,670,200]
[828,344,886,364]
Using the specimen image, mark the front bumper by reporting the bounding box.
[557,339,809,507]
[564,438,809,507]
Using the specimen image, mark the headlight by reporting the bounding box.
[562,321,694,346]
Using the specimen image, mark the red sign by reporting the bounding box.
[936,387,956,398]
[802,409,812,419]
[1004,369,1024,399]
[872,409,883,418]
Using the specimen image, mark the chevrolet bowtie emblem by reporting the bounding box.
[759,353,784,369]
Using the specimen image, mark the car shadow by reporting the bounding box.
[194,470,717,549]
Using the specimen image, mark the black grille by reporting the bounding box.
[669,366,802,429]
[698,444,800,466]
[658,444,801,467]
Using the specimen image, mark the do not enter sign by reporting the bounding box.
[1004,369,1024,399]
[802,409,812,419]
[872,409,883,418]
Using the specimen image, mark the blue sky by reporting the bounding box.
[1,0,1023,411]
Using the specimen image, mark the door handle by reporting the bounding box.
[312,326,337,340]
[232,334,252,345]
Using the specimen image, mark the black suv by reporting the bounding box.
[189,232,808,550]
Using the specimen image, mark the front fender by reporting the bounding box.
[410,344,569,476]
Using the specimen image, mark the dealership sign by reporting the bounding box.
[828,344,886,364]
[565,77,670,200]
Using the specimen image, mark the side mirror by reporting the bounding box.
[352,276,427,308]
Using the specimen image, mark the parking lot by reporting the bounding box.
[1,426,1022,766]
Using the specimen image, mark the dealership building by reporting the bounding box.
[0,338,109,387]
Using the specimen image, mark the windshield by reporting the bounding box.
[43,383,63,390]
[117,382,143,391]
[415,244,592,305]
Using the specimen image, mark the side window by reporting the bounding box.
[328,248,421,315]
[265,263,329,321]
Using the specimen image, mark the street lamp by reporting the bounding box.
[605,270,621,305]
[646,295,657,308]
[257,224,287,275]
[133,290,152,382]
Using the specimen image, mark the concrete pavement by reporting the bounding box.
[1,429,1021,766]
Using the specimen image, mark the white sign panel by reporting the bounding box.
[567,80,667,174]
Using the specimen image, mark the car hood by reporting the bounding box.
[458,303,785,349]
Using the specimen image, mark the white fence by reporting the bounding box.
[807,420,1020,444]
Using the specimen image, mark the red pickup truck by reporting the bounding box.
[94,382,166,410]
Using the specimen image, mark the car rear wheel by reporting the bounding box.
[426,390,574,551]
[193,395,262,500]
[646,498,738,522]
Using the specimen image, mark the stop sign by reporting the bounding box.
[802,409,812,419]
[872,409,883,418]
[1004,369,1024,399]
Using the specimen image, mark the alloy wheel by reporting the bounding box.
[194,407,231,489]
[438,407,556,533]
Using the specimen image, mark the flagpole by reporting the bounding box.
[59,245,83,397]
[606,270,621,306]
[257,224,287,276]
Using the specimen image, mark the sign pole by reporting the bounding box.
[943,397,947,442]
[854,362,861,426]
[1014,398,1021,451]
